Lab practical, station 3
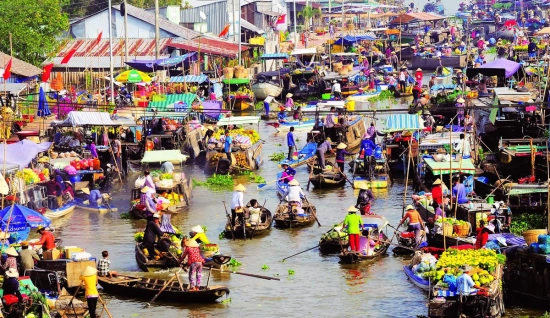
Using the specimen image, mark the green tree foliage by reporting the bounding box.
[63,0,183,18]
[297,6,322,30]
[0,0,69,66]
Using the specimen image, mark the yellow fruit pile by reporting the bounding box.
[210,153,225,167]
[213,127,260,144]
[234,153,248,167]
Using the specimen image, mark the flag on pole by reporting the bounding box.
[95,31,103,46]
[219,25,230,37]
[3,58,12,80]
[61,49,77,64]
[275,14,286,31]
[42,63,54,82]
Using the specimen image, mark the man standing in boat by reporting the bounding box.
[316,137,335,170]
[224,130,233,165]
[287,126,296,161]
[143,213,163,259]
[343,206,363,252]
[31,226,56,252]
[355,185,374,215]
[231,184,246,228]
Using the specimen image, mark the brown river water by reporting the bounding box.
[34,99,544,317]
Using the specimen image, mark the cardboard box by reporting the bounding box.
[43,249,61,260]
[64,247,84,259]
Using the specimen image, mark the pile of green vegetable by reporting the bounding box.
[368,90,395,103]
[510,213,546,236]
[193,174,234,189]
[431,90,466,105]
[269,152,286,161]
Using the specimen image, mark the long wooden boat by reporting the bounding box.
[135,242,231,272]
[251,81,283,100]
[338,231,390,264]
[404,265,430,291]
[74,198,118,213]
[266,119,316,132]
[410,55,467,70]
[43,202,76,219]
[273,200,317,228]
[204,142,263,175]
[319,224,349,254]
[98,275,229,303]
[309,171,346,188]
[278,142,317,168]
[224,205,273,239]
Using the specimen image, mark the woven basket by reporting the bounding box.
[443,223,454,237]
[453,223,470,237]
[523,229,547,245]
[223,67,234,79]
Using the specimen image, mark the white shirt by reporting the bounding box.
[264,96,274,103]
[284,185,304,202]
[399,72,406,81]
[436,50,442,57]
[455,138,471,155]
[331,82,341,93]
[231,191,244,209]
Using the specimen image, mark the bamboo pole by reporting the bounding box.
[402,138,413,218]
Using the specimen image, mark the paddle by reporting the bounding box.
[334,165,355,188]
[250,199,267,240]
[203,266,280,281]
[281,233,351,261]
[222,201,235,240]
[303,196,321,227]
[306,162,314,191]
[146,268,182,306]
[257,176,289,189]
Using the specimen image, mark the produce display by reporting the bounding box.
[229,86,254,98]
[16,168,43,185]
[209,153,226,167]
[212,127,261,145]
[420,249,506,288]
[234,153,249,168]
[431,90,466,105]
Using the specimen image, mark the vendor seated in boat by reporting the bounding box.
[248,199,262,225]
[62,180,75,203]
[281,163,296,183]
[189,225,209,244]
[283,179,305,214]
[87,185,103,206]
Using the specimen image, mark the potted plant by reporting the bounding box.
[21,103,34,123]
[13,117,26,127]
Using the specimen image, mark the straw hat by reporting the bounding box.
[36,225,46,233]
[152,213,161,219]
[286,93,293,98]
[0,231,10,239]
[289,179,300,186]
[405,204,415,211]
[81,266,97,277]
[326,137,332,142]
[456,69,462,73]
[433,178,442,185]
[5,247,17,257]
[5,268,18,278]
[336,143,347,149]
[358,184,369,190]
[38,157,49,163]
[391,51,396,55]
[20,241,29,247]
[416,68,422,71]
[191,225,204,233]
[485,223,495,233]
[234,184,246,192]
[185,239,199,248]
[140,186,150,194]
[81,188,90,195]
[347,205,359,213]
[457,98,465,103]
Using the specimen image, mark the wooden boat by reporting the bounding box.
[74,197,118,213]
[319,224,349,254]
[135,242,231,272]
[338,231,390,264]
[351,154,391,189]
[98,275,229,303]
[410,55,467,70]
[404,265,430,291]
[251,81,282,100]
[266,119,316,132]
[43,202,76,219]
[278,142,317,168]
[224,203,273,239]
[309,170,346,188]
[273,200,317,228]
[348,91,382,103]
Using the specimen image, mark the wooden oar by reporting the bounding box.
[257,176,289,189]
[203,266,280,281]
[281,233,351,261]
[250,199,267,240]
[334,165,355,188]
[146,268,182,306]
[222,201,235,240]
[303,196,321,227]
[97,295,114,318]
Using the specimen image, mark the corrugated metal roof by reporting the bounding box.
[52,111,117,127]
[54,38,174,58]
[169,75,208,83]
[200,37,249,51]
[389,12,444,24]
[240,19,264,34]
[0,52,42,77]
[46,55,170,69]
[169,39,246,57]
[180,2,227,36]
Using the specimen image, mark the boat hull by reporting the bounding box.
[43,203,76,219]
[273,202,317,229]
[252,82,282,100]
[309,173,346,188]
[74,198,118,213]
[403,265,430,291]
[410,55,467,70]
[338,232,390,264]
[353,176,389,189]
[224,208,273,239]
[98,275,229,303]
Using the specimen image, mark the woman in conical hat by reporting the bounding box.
[80,266,99,318]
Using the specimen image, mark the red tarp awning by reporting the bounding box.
[389,12,444,24]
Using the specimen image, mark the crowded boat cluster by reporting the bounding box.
[2,0,550,316]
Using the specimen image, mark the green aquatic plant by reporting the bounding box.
[261,264,270,270]
[229,258,242,267]
[269,152,286,161]
[287,269,295,276]
[192,174,234,189]
[368,90,395,103]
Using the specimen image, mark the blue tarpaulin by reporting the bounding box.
[125,53,196,72]
[169,75,209,83]
[383,114,424,132]
[333,35,377,46]
[260,53,289,60]
[0,205,51,233]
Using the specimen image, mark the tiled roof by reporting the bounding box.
[0,52,42,77]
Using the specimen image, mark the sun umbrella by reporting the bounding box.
[37,86,51,117]
[0,204,51,233]
[115,70,152,83]
[503,20,517,27]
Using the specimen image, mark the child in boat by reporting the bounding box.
[281,163,296,184]
[97,251,117,277]
[248,199,262,225]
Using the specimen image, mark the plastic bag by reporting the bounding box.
[135,176,146,188]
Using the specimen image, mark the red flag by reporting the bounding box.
[3,58,12,80]
[60,49,77,64]
[42,63,54,82]
[276,14,286,24]
[95,31,103,46]
[219,25,230,37]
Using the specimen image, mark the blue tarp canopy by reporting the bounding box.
[169,75,209,83]
[383,114,424,132]
[0,205,51,233]
[260,53,289,60]
[333,35,376,46]
[125,53,196,72]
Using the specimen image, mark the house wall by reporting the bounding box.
[180,2,227,36]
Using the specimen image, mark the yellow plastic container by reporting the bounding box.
[346,99,355,111]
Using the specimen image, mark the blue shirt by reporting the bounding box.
[456,273,475,294]
[452,183,468,204]
[442,274,457,292]
[224,135,233,153]
[360,139,376,156]
[317,141,332,153]
[287,131,295,147]
[284,167,296,176]
[89,190,102,203]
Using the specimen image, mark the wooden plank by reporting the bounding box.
[66,261,96,288]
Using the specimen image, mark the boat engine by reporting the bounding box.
[398,232,417,249]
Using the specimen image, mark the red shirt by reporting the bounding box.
[432,185,442,205]
[35,231,55,250]
[475,228,489,249]
[180,246,204,265]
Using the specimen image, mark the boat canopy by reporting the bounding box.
[316,101,346,109]
[389,12,444,24]
[506,184,548,196]
[217,116,260,126]
[0,140,53,169]
[141,150,188,164]
[291,48,317,55]
[362,215,389,229]
[466,58,521,79]
[223,78,250,84]
[260,53,289,60]
[383,114,424,132]
[169,75,209,83]
[333,35,376,45]
[51,111,117,127]
[424,157,476,176]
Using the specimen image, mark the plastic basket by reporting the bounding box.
[523,229,547,246]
